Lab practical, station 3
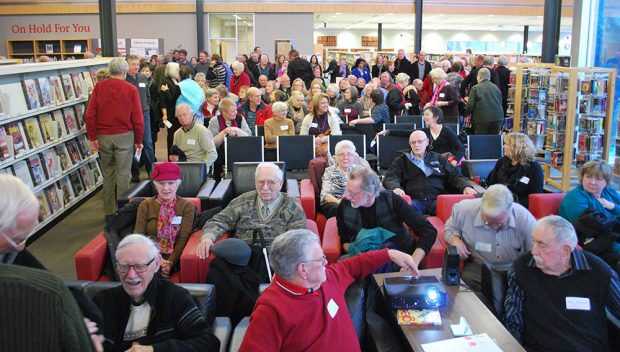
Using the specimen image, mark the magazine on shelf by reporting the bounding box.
[0,82,29,116]
[0,165,14,176]
[76,134,91,156]
[61,74,76,101]
[41,148,61,179]
[51,110,68,138]
[49,76,66,103]
[14,160,34,189]
[24,117,45,149]
[45,183,62,213]
[27,154,47,187]
[36,191,52,221]
[74,103,85,129]
[59,176,75,205]
[79,166,95,189]
[88,160,103,183]
[38,113,57,142]
[66,139,83,163]
[69,171,85,196]
[22,79,42,110]
[70,72,85,99]
[37,77,55,107]
[56,144,73,171]
[0,92,8,118]
[82,71,94,95]
[89,70,98,84]
[63,107,79,134]
[6,122,29,156]
[0,127,11,161]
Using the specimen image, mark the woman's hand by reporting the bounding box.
[161,84,169,92]
[314,137,323,146]
[348,119,357,127]
[161,260,172,278]
[597,197,616,210]
[169,155,179,162]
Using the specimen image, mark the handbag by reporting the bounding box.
[315,128,332,157]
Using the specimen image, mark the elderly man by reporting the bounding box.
[237,86,273,133]
[503,215,620,351]
[239,229,418,351]
[394,49,412,77]
[444,184,535,290]
[384,130,476,215]
[0,175,97,351]
[466,67,504,135]
[337,167,437,271]
[412,50,432,81]
[277,74,292,99]
[196,162,306,258]
[93,234,219,351]
[86,57,144,218]
[380,71,405,119]
[496,56,511,116]
[460,54,484,97]
[171,104,217,169]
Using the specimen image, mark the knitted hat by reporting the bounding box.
[151,162,181,181]
[212,238,252,266]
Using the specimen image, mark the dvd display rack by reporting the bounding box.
[7,39,94,63]
[511,63,616,191]
[0,58,110,239]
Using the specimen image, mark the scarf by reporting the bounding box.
[340,65,346,76]
[430,80,448,106]
[156,196,179,255]
[218,114,239,131]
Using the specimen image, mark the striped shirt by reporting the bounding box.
[320,164,352,205]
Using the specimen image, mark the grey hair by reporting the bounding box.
[412,79,423,86]
[0,175,38,233]
[325,83,340,97]
[231,61,245,72]
[205,88,219,99]
[108,57,129,75]
[334,140,356,155]
[345,86,358,100]
[483,56,495,66]
[176,103,194,114]
[115,234,160,261]
[271,101,288,112]
[165,62,180,79]
[498,56,508,66]
[255,162,283,182]
[348,166,381,196]
[481,184,514,218]
[395,72,410,85]
[194,72,206,81]
[536,215,578,250]
[477,67,491,81]
[429,67,447,81]
[269,229,320,281]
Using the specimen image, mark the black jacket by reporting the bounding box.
[288,58,314,89]
[394,57,412,77]
[371,64,387,78]
[329,64,351,83]
[411,60,432,81]
[487,157,545,208]
[496,65,511,101]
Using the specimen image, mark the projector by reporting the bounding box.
[383,276,447,310]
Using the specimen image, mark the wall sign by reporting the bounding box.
[11,23,91,34]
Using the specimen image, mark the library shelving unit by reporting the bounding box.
[6,39,94,63]
[0,58,110,239]
[510,63,616,191]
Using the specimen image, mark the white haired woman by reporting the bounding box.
[264,102,295,161]
[230,61,251,96]
[319,140,360,218]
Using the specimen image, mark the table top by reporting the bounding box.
[373,268,525,352]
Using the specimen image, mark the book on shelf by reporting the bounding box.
[27,154,47,187]
[22,79,42,110]
[74,103,85,129]
[82,71,94,95]
[24,117,45,149]
[66,139,83,163]
[0,127,11,161]
[56,144,73,171]
[51,110,68,138]
[0,165,14,176]
[38,113,57,142]
[89,70,99,84]
[397,309,442,326]
[44,183,62,213]
[61,74,76,101]
[88,160,103,183]
[76,134,91,157]
[6,122,29,156]
[14,160,34,189]
[59,175,75,205]
[49,76,66,103]
[36,190,52,222]
[0,82,29,116]
[70,73,85,99]
[41,148,61,179]
[63,107,79,134]
[69,171,85,197]
[79,166,95,189]
[0,92,8,119]
[37,77,55,107]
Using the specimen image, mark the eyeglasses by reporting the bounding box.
[346,190,368,202]
[302,255,327,265]
[116,257,156,273]
[409,138,428,145]
[0,231,27,250]
[154,180,178,188]
[336,152,354,158]
[256,180,280,188]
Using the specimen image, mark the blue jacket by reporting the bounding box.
[352,67,371,83]
[559,185,620,222]
[348,227,397,256]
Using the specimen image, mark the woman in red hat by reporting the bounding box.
[134,162,196,278]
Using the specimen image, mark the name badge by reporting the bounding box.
[519,176,530,184]
[439,93,445,98]
[187,139,196,145]
[280,125,289,131]
[171,216,183,225]
[344,108,351,114]
[310,123,318,128]
[139,82,146,88]
[475,242,492,252]
[327,298,339,318]
[566,297,590,311]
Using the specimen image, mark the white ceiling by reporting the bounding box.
[314,13,573,32]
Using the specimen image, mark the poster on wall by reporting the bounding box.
[117,39,126,56]
[275,40,292,56]
[131,39,160,57]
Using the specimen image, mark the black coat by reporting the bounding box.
[411,60,432,81]
[371,64,387,78]
[288,58,314,89]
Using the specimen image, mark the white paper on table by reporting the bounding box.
[450,316,473,336]
[421,333,502,352]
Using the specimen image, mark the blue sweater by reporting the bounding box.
[559,185,620,222]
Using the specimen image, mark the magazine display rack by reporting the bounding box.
[0,58,110,238]
[510,63,616,191]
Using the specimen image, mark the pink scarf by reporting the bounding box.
[430,80,448,106]
[156,196,179,255]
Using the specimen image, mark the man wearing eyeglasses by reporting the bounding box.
[384,130,477,215]
[444,184,535,291]
[196,162,306,259]
[93,234,220,351]
[240,229,418,351]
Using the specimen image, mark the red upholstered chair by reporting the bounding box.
[428,194,476,248]
[528,193,566,219]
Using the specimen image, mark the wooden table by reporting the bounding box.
[373,269,525,352]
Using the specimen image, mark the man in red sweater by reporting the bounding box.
[239,229,418,351]
[85,57,144,218]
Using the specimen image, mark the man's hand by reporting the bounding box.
[392,188,406,196]
[388,249,420,278]
[135,144,143,152]
[90,140,100,153]
[160,84,169,92]
[463,187,478,195]
[124,344,154,352]
[84,318,104,352]
[448,235,470,259]
[161,259,172,278]
[597,197,616,210]
[196,238,214,259]
[348,119,358,127]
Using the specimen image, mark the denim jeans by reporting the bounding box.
[131,111,155,177]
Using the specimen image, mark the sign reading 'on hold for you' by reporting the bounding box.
[12,23,91,34]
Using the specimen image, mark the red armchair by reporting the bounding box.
[429,194,476,248]
[528,193,566,219]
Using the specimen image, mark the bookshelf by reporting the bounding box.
[6,39,93,63]
[0,58,109,239]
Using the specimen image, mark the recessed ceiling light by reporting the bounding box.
[336,12,342,15]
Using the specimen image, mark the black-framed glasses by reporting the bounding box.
[116,257,156,273]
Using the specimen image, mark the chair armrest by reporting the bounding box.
[306,219,319,237]
[197,179,217,211]
[426,216,446,247]
[286,179,300,198]
[300,179,316,220]
[229,316,250,352]
[208,179,234,208]
[180,231,206,283]
[213,316,232,352]
[421,234,446,269]
[322,217,341,263]
[117,180,152,209]
[75,232,107,281]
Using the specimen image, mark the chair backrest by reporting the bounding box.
[277,135,315,170]
[480,262,512,318]
[528,193,567,219]
[232,161,287,196]
[383,123,417,131]
[329,134,366,158]
[460,159,497,180]
[339,123,375,154]
[396,115,423,127]
[443,123,459,135]
[255,125,264,137]
[225,136,264,173]
[467,134,503,160]
[442,115,459,125]
[376,134,410,169]
[436,194,476,223]
[154,162,207,197]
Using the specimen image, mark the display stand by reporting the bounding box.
[7,39,95,62]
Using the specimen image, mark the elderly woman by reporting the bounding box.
[403,78,422,115]
[466,67,504,135]
[420,106,466,166]
[337,77,349,96]
[307,81,324,102]
[325,83,341,107]
[203,88,220,122]
[160,62,182,155]
[352,58,371,84]
[359,83,374,116]
[287,91,307,134]
[336,86,364,123]
[291,78,308,97]
[134,162,195,278]
[263,102,295,161]
[230,61,251,96]
[425,67,460,119]
[319,140,362,218]
[300,93,342,153]
[206,53,227,88]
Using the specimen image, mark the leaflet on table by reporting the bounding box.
[421,333,502,352]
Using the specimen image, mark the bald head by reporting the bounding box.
[409,130,429,159]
